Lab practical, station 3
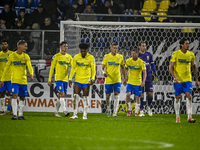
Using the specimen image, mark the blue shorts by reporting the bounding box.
[12,83,28,97]
[143,81,153,93]
[74,82,90,90]
[173,81,192,96]
[0,81,12,93]
[126,83,143,97]
[55,81,68,94]
[105,83,121,94]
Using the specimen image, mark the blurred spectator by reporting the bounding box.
[102,0,121,14]
[0,17,7,41]
[185,0,200,22]
[168,0,182,22]
[114,0,125,13]
[125,0,143,12]
[163,17,176,23]
[0,0,15,8]
[40,0,60,23]
[88,0,104,13]
[101,7,118,21]
[65,1,79,21]
[176,0,189,14]
[77,0,85,13]
[31,3,49,28]
[57,0,70,13]
[41,17,59,55]
[17,9,31,29]
[127,9,145,22]
[0,4,17,28]
[79,5,98,21]
[149,13,159,22]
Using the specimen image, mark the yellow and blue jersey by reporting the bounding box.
[102,53,124,84]
[69,53,96,84]
[170,49,195,83]
[48,52,73,82]
[0,50,13,81]
[1,52,34,85]
[125,58,146,86]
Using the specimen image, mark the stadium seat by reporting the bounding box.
[158,0,170,12]
[121,12,132,22]
[157,12,167,22]
[141,12,151,22]
[30,0,41,9]
[141,0,157,12]
[15,10,20,17]
[15,0,29,9]
[182,28,195,33]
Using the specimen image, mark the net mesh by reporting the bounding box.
[62,23,200,114]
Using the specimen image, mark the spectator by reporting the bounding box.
[65,1,79,21]
[88,0,104,13]
[77,0,85,13]
[79,5,98,21]
[168,0,182,22]
[30,3,49,28]
[0,4,17,28]
[0,0,14,8]
[149,13,159,22]
[185,0,200,22]
[17,9,31,29]
[176,0,189,14]
[102,0,121,14]
[127,9,145,22]
[101,7,118,21]
[40,0,60,23]
[114,0,125,13]
[125,0,143,12]
[0,17,7,41]
[41,17,59,56]
[57,0,70,14]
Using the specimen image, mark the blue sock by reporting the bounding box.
[7,105,11,111]
[147,97,152,107]
[140,97,144,111]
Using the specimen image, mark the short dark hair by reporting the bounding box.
[179,38,188,48]
[1,39,8,44]
[111,42,118,47]
[138,41,145,46]
[17,40,27,47]
[60,41,67,46]
[79,42,89,50]
[132,48,139,53]
[20,9,25,13]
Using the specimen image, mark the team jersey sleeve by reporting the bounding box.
[150,54,156,73]
[26,55,34,76]
[142,60,146,70]
[170,52,176,62]
[120,55,125,65]
[48,55,57,82]
[191,52,195,62]
[102,55,107,65]
[91,56,96,81]
[125,59,128,68]
[69,56,76,80]
[1,54,12,81]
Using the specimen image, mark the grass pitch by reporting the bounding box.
[0,112,199,150]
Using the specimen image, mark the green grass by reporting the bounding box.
[0,112,199,150]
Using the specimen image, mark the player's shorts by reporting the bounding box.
[105,83,121,94]
[173,81,192,96]
[126,83,143,97]
[0,81,12,93]
[55,81,68,94]
[143,81,153,93]
[11,83,28,97]
[74,82,90,90]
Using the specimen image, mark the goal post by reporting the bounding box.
[60,21,200,114]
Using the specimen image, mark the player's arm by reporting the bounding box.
[121,64,127,86]
[150,54,158,82]
[26,56,34,81]
[101,64,107,77]
[48,56,57,86]
[141,69,146,87]
[69,57,76,88]
[169,61,178,83]
[90,57,96,85]
[191,61,199,89]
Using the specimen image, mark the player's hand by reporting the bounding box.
[90,79,95,85]
[141,82,145,87]
[123,78,127,86]
[48,81,52,86]
[69,80,72,88]
[30,75,34,81]
[153,74,158,83]
[103,72,107,77]
[174,77,179,83]
[0,81,4,88]
[195,81,199,89]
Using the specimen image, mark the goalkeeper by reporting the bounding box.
[138,41,157,117]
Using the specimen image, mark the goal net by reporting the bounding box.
[60,21,200,114]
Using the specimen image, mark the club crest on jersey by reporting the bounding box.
[187,55,190,59]
[66,57,69,61]
[22,56,25,60]
[147,56,149,60]
[137,63,139,66]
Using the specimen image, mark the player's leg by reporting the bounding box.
[126,84,133,116]
[0,91,6,115]
[18,84,28,120]
[139,94,145,117]
[146,92,153,116]
[173,82,182,123]
[63,81,70,116]
[184,82,196,123]
[134,85,142,117]
[11,83,19,120]
[70,82,81,119]
[82,85,90,119]
[113,83,121,117]
[54,81,62,117]
[6,81,12,114]
[105,84,113,117]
